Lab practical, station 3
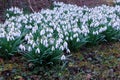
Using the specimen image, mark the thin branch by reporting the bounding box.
[27,0,35,12]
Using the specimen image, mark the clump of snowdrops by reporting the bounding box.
[0,2,120,66]
[116,0,120,4]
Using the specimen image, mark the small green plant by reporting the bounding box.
[102,26,120,42]
[24,46,62,67]
[0,23,23,59]
[0,37,22,59]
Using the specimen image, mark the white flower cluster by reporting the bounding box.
[6,7,23,18]
[0,21,21,41]
[116,0,120,3]
[0,24,6,38]
[1,2,120,56]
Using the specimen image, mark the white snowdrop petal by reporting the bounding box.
[61,55,66,60]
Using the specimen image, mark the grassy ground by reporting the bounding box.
[0,42,120,80]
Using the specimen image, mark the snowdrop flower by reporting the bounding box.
[28,46,32,51]
[60,46,64,50]
[40,29,45,35]
[59,34,64,38]
[25,25,32,29]
[0,33,5,38]
[28,39,34,45]
[13,31,21,37]
[56,27,61,32]
[63,41,68,49]
[36,48,40,53]
[65,37,69,40]
[49,38,55,44]
[51,46,55,51]
[73,28,79,33]
[73,33,78,38]
[25,34,30,40]
[47,33,52,38]
[77,38,80,42]
[70,36,73,40]
[23,19,27,24]
[19,44,26,51]
[29,33,33,38]
[32,42,36,48]
[55,43,59,48]
[61,55,66,60]
[66,49,70,53]
[49,28,53,33]
[32,26,38,33]
[57,38,63,44]
[6,36,15,41]
[45,43,49,47]
[93,31,99,35]
[65,32,68,35]
[43,39,49,47]
[6,13,9,18]
[99,27,107,33]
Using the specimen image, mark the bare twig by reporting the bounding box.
[27,0,35,12]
